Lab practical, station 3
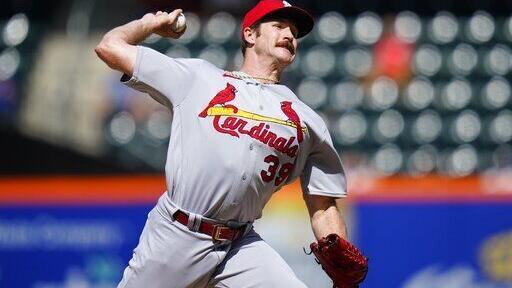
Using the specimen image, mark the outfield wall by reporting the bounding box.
[0,175,511,288]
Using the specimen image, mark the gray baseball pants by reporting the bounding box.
[117,206,307,288]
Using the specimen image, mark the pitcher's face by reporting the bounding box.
[254,19,298,66]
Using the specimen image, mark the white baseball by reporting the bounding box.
[172,13,186,33]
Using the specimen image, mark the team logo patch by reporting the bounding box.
[199,82,307,157]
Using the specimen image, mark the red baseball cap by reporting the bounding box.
[242,0,314,39]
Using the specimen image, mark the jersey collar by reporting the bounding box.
[223,71,280,85]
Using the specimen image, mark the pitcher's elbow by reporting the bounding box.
[94,44,105,61]
[95,36,118,64]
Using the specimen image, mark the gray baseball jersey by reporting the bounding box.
[118,46,347,288]
[123,46,346,223]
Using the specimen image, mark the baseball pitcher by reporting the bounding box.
[95,0,368,287]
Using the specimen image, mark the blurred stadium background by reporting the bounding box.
[1,0,512,287]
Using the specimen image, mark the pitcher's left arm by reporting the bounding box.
[304,194,347,240]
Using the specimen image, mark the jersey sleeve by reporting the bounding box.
[121,45,204,108]
[300,127,347,198]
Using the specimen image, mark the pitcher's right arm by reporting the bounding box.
[95,9,184,76]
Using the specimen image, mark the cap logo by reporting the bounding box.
[282,1,292,7]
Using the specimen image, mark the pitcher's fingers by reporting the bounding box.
[168,9,183,24]
[156,12,169,25]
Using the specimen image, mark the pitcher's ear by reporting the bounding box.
[243,27,257,45]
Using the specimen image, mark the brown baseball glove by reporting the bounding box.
[309,234,369,288]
